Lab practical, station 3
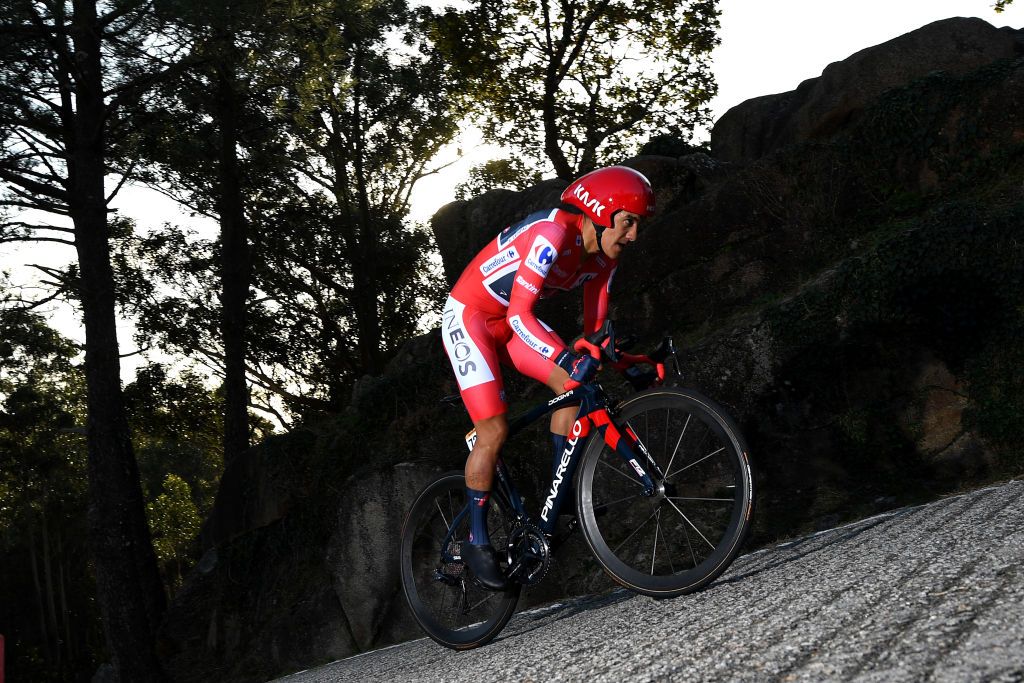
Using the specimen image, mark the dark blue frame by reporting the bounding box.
[440,382,662,565]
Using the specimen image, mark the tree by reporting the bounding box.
[0,314,239,679]
[455,158,543,200]
[146,474,200,591]
[272,0,461,377]
[995,0,1013,11]
[446,0,721,178]
[0,1,183,677]
[123,0,460,420]
[125,0,292,462]
[0,309,93,679]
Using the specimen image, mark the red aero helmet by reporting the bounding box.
[560,166,656,227]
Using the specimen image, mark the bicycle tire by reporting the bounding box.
[576,388,754,598]
[399,471,521,649]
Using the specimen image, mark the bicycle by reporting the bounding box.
[399,322,754,649]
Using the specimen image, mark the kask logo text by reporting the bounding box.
[573,184,606,217]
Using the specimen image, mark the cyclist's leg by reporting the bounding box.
[441,297,510,589]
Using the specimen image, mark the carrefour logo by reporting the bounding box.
[525,235,557,277]
[479,246,519,276]
[509,315,552,356]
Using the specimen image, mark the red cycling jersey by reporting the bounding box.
[442,208,617,421]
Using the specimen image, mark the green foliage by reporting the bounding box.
[147,474,201,589]
[963,318,1024,453]
[439,0,721,176]
[0,314,237,680]
[0,312,95,680]
[843,56,1024,212]
[123,363,238,515]
[455,158,544,200]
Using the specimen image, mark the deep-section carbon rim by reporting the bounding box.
[576,389,754,598]
[400,472,521,649]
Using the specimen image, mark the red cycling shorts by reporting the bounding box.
[441,295,565,423]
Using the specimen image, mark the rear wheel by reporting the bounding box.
[576,388,754,598]
[399,471,521,649]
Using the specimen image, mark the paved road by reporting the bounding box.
[277,480,1024,682]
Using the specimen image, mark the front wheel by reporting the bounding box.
[399,471,521,649]
[576,388,754,598]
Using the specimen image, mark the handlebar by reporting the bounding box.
[562,321,670,391]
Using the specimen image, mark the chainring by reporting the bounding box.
[506,523,551,586]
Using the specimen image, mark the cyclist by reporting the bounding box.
[441,165,655,590]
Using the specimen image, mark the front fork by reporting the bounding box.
[591,408,664,496]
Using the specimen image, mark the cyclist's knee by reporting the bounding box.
[473,414,508,452]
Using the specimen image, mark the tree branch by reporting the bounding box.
[0,167,68,202]
[0,235,75,246]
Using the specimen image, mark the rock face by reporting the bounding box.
[712,17,1024,162]
[160,19,1024,683]
[325,463,442,650]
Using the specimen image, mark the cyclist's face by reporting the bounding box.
[602,211,641,259]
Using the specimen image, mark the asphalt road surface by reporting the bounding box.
[276,479,1024,682]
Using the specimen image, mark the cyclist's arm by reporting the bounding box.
[506,226,570,363]
[583,264,616,335]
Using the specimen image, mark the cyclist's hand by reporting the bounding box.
[555,348,600,384]
[569,354,600,383]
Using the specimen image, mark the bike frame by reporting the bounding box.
[440,381,669,565]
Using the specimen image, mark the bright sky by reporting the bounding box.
[2,0,1022,379]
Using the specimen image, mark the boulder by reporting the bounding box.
[325,462,442,650]
[711,17,1024,162]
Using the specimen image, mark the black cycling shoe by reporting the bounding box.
[460,542,509,591]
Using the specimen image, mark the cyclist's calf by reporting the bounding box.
[465,414,508,490]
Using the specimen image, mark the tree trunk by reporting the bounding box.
[57,529,75,662]
[349,45,383,375]
[29,524,52,665]
[70,1,167,679]
[215,47,251,464]
[40,513,61,668]
[543,79,572,179]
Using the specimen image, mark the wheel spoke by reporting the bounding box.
[668,446,726,480]
[664,408,669,460]
[599,456,643,488]
[624,419,660,477]
[651,509,661,575]
[660,512,677,575]
[684,520,697,567]
[664,497,716,550]
[666,496,734,503]
[611,505,660,555]
[663,413,692,481]
[435,498,451,532]
[593,492,642,513]
[467,591,500,611]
